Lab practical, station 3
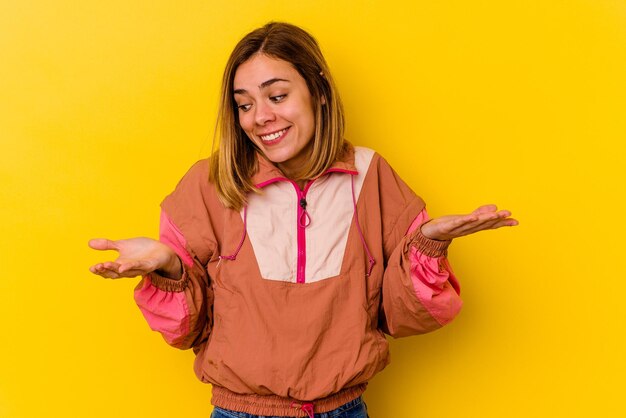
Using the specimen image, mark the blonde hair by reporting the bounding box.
[209,22,346,211]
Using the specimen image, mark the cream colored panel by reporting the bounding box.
[245,147,375,283]
[245,181,298,282]
[305,147,374,282]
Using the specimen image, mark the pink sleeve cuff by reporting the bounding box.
[132,210,195,345]
[134,275,191,345]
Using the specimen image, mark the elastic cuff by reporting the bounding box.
[146,270,189,292]
[409,224,451,258]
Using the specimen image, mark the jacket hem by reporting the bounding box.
[211,383,367,416]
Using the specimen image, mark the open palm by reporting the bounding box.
[421,204,518,241]
[88,237,180,279]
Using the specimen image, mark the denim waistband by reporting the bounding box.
[213,396,367,418]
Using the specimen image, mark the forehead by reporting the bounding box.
[233,54,300,89]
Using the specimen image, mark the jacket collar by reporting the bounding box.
[251,142,357,187]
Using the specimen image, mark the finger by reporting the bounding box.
[473,218,517,233]
[108,263,152,278]
[115,269,146,278]
[470,210,511,225]
[475,217,507,232]
[448,212,503,236]
[118,260,151,275]
[492,218,519,228]
[445,214,481,233]
[91,267,121,279]
[90,262,135,279]
[90,263,110,274]
[473,204,498,215]
[88,238,120,252]
[451,222,492,237]
[474,207,513,219]
[460,217,519,235]
[102,261,122,272]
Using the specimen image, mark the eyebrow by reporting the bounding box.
[233,78,290,95]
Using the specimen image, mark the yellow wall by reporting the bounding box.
[2,1,625,417]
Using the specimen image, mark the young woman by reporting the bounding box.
[89,22,517,418]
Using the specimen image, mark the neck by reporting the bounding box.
[278,166,307,190]
[277,163,308,190]
[293,179,307,190]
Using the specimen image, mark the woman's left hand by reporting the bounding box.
[420,204,518,241]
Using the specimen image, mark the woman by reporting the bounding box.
[89,22,517,418]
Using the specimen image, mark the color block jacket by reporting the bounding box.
[134,144,462,416]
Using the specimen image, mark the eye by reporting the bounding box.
[270,94,287,103]
[237,103,252,112]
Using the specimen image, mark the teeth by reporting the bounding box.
[260,128,287,141]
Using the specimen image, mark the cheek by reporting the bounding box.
[287,101,316,129]
[299,107,316,134]
[238,113,254,135]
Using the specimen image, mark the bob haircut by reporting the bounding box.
[209,22,346,211]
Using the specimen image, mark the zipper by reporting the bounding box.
[292,181,313,283]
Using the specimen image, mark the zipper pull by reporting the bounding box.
[299,197,311,227]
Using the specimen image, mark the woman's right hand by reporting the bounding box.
[88,237,182,280]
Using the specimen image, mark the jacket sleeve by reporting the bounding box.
[134,211,213,350]
[374,156,462,338]
[380,208,463,338]
[134,160,217,350]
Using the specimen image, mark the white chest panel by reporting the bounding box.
[244,147,374,283]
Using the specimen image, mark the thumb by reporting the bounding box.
[88,238,120,252]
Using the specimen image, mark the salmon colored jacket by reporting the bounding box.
[134,144,462,416]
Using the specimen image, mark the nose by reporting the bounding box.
[254,101,275,126]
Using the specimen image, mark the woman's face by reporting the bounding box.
[233,54,316,178]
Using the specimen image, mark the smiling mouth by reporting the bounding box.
[259,127,290,144]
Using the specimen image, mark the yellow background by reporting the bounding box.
[1,0,625,417]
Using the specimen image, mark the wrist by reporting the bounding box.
[156,253,183,280]
[420,220,449,242]
[413,222,452,258]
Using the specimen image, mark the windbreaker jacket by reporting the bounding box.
[134,144,462,415]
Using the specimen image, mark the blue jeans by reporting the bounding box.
[210,396,369,418]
